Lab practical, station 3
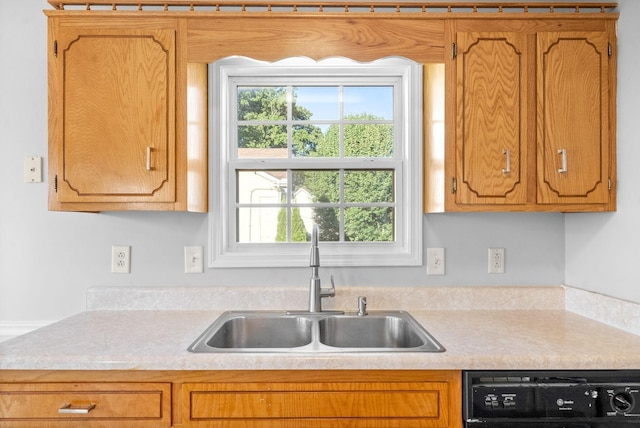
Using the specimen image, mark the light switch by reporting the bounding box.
[24,156,42,183]
[185,246,204,273]
[426,247,445,275]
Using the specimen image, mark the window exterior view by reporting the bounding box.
[235,84,396,244]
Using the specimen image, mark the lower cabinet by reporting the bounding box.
[0,382,172,427]
[183,370,462,428]
[0,370,461,428]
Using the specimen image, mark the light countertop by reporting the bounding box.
[1,286,639,371]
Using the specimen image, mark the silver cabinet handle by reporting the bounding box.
[59,403,96,414]
[502,149,511,174]
[146,147,153,171]
[558,148,567,173]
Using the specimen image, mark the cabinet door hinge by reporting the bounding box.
[451,42,457,60]
[608,42,612,57]
[608,177,612,191]
[54,174,58,193]
[452,177,457,194]
[54,40,58,58]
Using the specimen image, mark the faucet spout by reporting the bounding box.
[310,224,320,268]
[308,224,335,312]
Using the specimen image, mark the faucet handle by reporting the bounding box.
[320,274,336,298]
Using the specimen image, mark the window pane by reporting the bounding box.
[237,87,287,121]
[237,170,286,204]
[292,124,324,157]
[237,125,288,152]
[275,207,312,242]
[313,125,339,158]
[344,123,393,157]
[344,170,394,203]
[293,86,339,120]
[238,207,312,243]
[344,207,394,242]
[237,207,283,243]
[311,207,341,242]
[293,170,340,204]
[344,86,393,120]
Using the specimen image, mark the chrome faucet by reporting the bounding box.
[308,224,335,312]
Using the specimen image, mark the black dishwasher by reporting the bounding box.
[464,370,640,427]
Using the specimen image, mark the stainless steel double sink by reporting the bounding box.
[188,310,445,353]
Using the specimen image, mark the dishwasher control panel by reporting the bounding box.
[464,370,640,426]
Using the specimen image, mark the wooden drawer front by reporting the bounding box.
[184,382,450,427]
[0,382,171,427]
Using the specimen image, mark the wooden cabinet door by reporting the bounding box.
[455,32,527,206]
[183,380,456,427]
[53,26,176,204]
[536,31,610,205]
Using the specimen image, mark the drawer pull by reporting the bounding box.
[58,403,96,414]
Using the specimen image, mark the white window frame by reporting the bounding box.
[208,56,422,268]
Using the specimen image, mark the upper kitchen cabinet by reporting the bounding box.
[536,31,611,207]
[46,16,207,212]
[45,2,616,214]
[453,31,528,206]
[427,16,617,213]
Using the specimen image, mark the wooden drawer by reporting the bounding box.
[0,382,172,427]
[184,381,452,427]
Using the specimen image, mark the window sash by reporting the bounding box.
[230,78,402,161]
[232,164,401,243]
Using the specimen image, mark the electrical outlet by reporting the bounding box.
[488,247,505,274]
[184,246,204,274]
[111,245,131,274]
[426,247,445,275]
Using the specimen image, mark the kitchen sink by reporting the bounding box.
[318,314,427,349]
[188,311,445,353]
[205,315,313,349]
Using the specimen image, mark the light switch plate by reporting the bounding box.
[185,246,204,273]
[426,247,445,275]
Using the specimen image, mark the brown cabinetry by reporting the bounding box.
[454,31,528,206]
[0,381,172,427]
[429,20,617,213]
[46,3,616,214]
[536,31,612,206]
[0,370,462,428]
[47,17,207,212]
[183,373,458,427]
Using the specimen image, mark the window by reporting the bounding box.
[209,57,422,267]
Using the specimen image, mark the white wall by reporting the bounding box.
[565,0,640,303]
[7,0,620,327]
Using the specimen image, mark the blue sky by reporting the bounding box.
[294,86,393,121]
